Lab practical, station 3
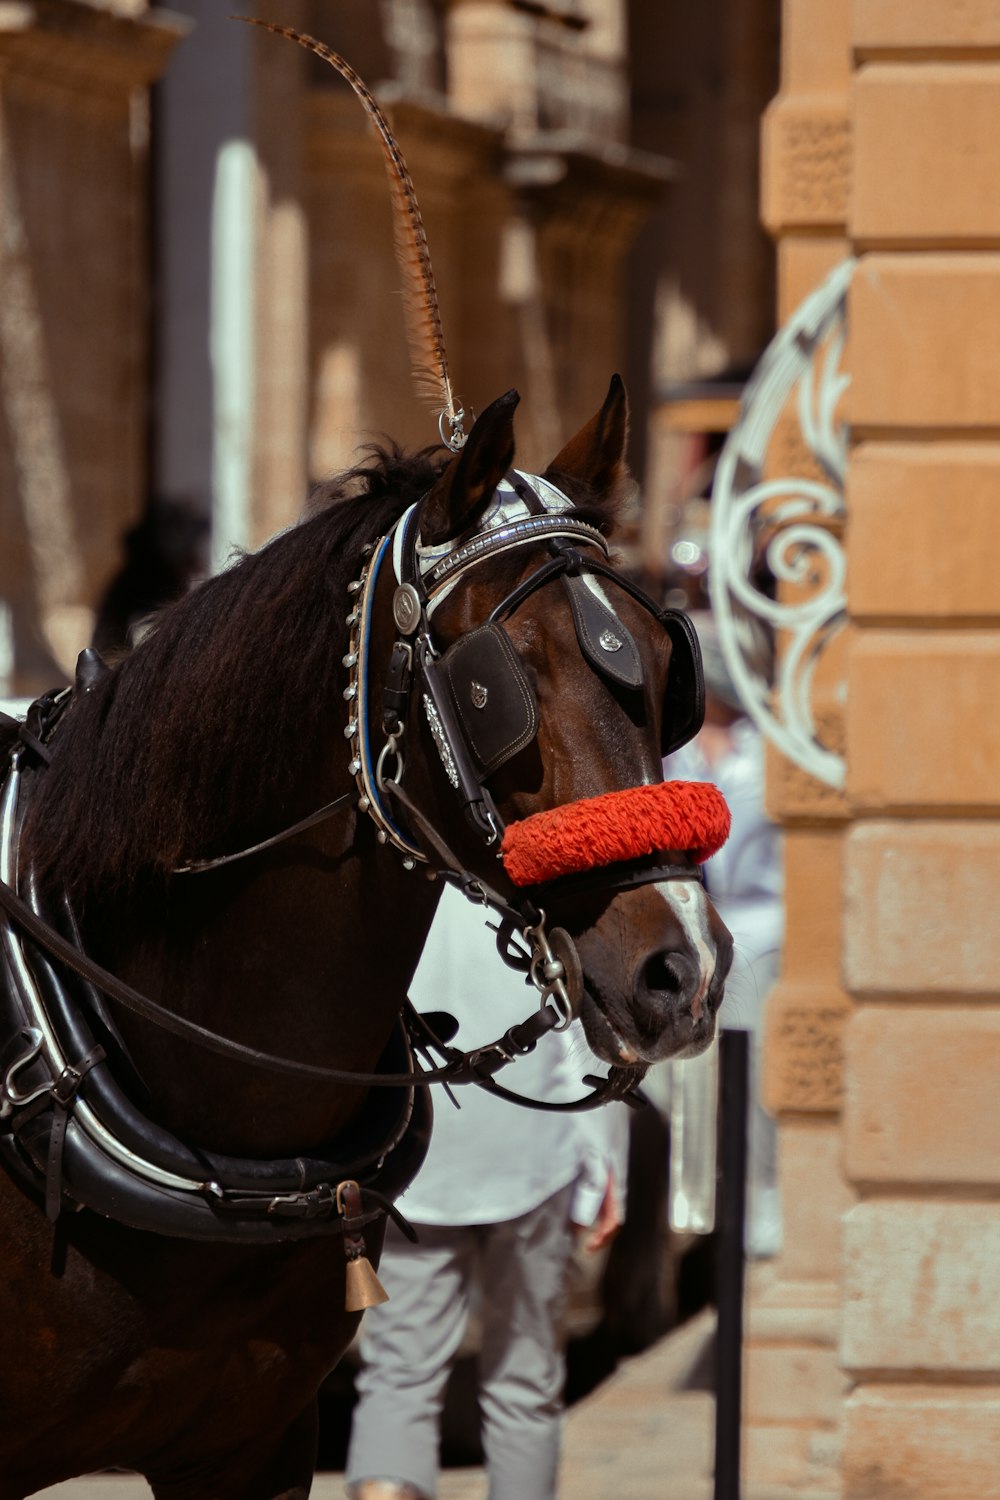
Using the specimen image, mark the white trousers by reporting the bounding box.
[346,1183,576,1500]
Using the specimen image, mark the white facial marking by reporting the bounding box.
[581,572,617,614]
[656,879,716,1020]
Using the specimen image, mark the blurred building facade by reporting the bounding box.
[0,0,181,690]
[0,0,779,687]
[3,2,997,1498]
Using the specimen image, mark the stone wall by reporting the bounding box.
[841,4,1000,1494]
[749,2,1000,1496]
[745,2,854,1492]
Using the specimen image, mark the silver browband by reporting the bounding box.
[424,515,608,600]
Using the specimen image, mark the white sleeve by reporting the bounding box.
[569,1099,631,1225]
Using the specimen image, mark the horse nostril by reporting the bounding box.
[635,949,701,1031]
[642,951,687,998]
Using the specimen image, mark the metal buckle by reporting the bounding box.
[0,1028,47,1117]
[267,1184,337,1219]
[466,1040,515,1078]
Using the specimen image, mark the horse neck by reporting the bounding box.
[88,838,441,1161]
[78,488,476,1157]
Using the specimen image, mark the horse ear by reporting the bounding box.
[419,390,519,546]
[544,374,630,501]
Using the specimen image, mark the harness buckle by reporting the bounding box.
[267,1183,338,1218]
[465,1041,515,1078]
[52,1063,85,1106]
[0,1028,46,1116]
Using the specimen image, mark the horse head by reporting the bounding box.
[362,376,733,1073]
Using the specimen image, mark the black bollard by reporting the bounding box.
[713,1027,750,1500]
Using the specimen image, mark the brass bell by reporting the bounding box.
[345,1253,390,1312]
[337,1179,390,1312]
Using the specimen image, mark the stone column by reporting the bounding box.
[743,2,854,1495]
[153,0,310,556]
[304,87,505,476]
[841,5,1000,1494]
[248,4,310,545]
[0,0,182,690]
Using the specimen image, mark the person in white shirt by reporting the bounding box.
[345,882,628,1500]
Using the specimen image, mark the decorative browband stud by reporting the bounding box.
[392,584,421,635]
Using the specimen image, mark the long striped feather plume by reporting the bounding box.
[239,18,465,448]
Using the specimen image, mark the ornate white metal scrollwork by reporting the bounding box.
[709,257,856,788]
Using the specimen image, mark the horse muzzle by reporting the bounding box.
[568,880,733,1067]
[499,781,733,1065]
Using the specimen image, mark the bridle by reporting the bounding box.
[361,471,705,855]
[183,467,717,1037]
[341,470,712,1014]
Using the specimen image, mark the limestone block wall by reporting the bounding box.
[744,1,854,1494]
[840,5,1000,1494]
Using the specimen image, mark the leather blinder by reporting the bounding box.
[441,623,539,777]
[660,609,705,756]
[562,574,643,691]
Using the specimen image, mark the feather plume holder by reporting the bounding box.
[500,781,731,889]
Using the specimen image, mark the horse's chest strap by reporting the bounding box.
[44,1042,105,1222]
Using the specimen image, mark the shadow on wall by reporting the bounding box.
[91,498,210,656]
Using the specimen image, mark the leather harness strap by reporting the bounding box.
[0,868,538,1090]
[45,1042,105,1221]
[174,790,358,874]
[0,842,630,1108]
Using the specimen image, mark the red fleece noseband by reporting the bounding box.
[500,780,731,888]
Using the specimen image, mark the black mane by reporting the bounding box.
[24,447,447,901]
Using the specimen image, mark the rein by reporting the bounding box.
[0,743,637,1112]
[174,790,358,874]
[0,754,577,1094]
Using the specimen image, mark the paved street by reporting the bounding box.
[32,1308,716,1500]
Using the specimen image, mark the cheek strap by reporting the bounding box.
[500,780,731,888]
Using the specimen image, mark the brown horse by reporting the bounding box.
[0,378,731,1498]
